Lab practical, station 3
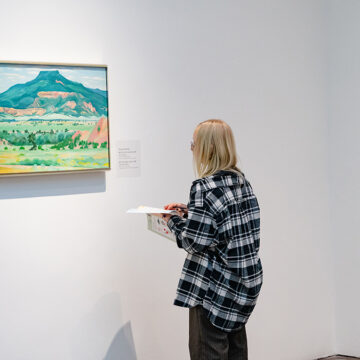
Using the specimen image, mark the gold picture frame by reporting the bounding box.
[0,61,110,176]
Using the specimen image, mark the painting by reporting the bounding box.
[0,61,110,176]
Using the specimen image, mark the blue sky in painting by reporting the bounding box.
[0,64,107,93]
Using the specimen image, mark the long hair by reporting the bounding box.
[193,119,242,178]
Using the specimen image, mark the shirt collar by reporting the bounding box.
[192,170,245,192]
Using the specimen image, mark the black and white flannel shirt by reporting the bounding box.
[167,170,263,332]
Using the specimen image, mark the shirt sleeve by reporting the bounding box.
[167,187,218,254]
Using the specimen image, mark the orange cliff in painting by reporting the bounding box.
[0,106,46,116]
[83,101,96,113]
[72,117,109,147]
[37,91,76,99]
[87,116,109,145]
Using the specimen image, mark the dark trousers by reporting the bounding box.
[189,306,248,360]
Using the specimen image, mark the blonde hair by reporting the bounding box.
[193,119,242,178]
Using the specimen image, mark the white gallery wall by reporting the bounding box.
[328,0,360,356]
[0,1,356,359]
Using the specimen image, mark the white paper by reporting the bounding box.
[117,140,141,177]
[126,205,177,214]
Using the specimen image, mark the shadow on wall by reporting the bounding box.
[70,292,138,360]
[103,322,138,360]
[0,171,106,199]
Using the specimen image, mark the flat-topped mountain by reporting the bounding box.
[0,70,108,120]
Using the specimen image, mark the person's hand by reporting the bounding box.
[152,203,187,223]
[152,212,175,223]
[164,203,188,217]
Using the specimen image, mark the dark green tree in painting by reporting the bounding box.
[28,133,37,151]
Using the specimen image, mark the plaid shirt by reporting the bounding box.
[167,170,263,332]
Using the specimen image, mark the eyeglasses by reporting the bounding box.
[190,140,195,151]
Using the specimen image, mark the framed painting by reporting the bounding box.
[0,61,110,176]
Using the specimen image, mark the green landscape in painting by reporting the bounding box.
[0,66,109,175]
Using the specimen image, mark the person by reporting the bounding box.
[161,119,263,360]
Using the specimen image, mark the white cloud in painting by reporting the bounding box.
[26,69,41,75]
[3,73,25,78]
[59,70,107,91]
[0,73,27,91]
